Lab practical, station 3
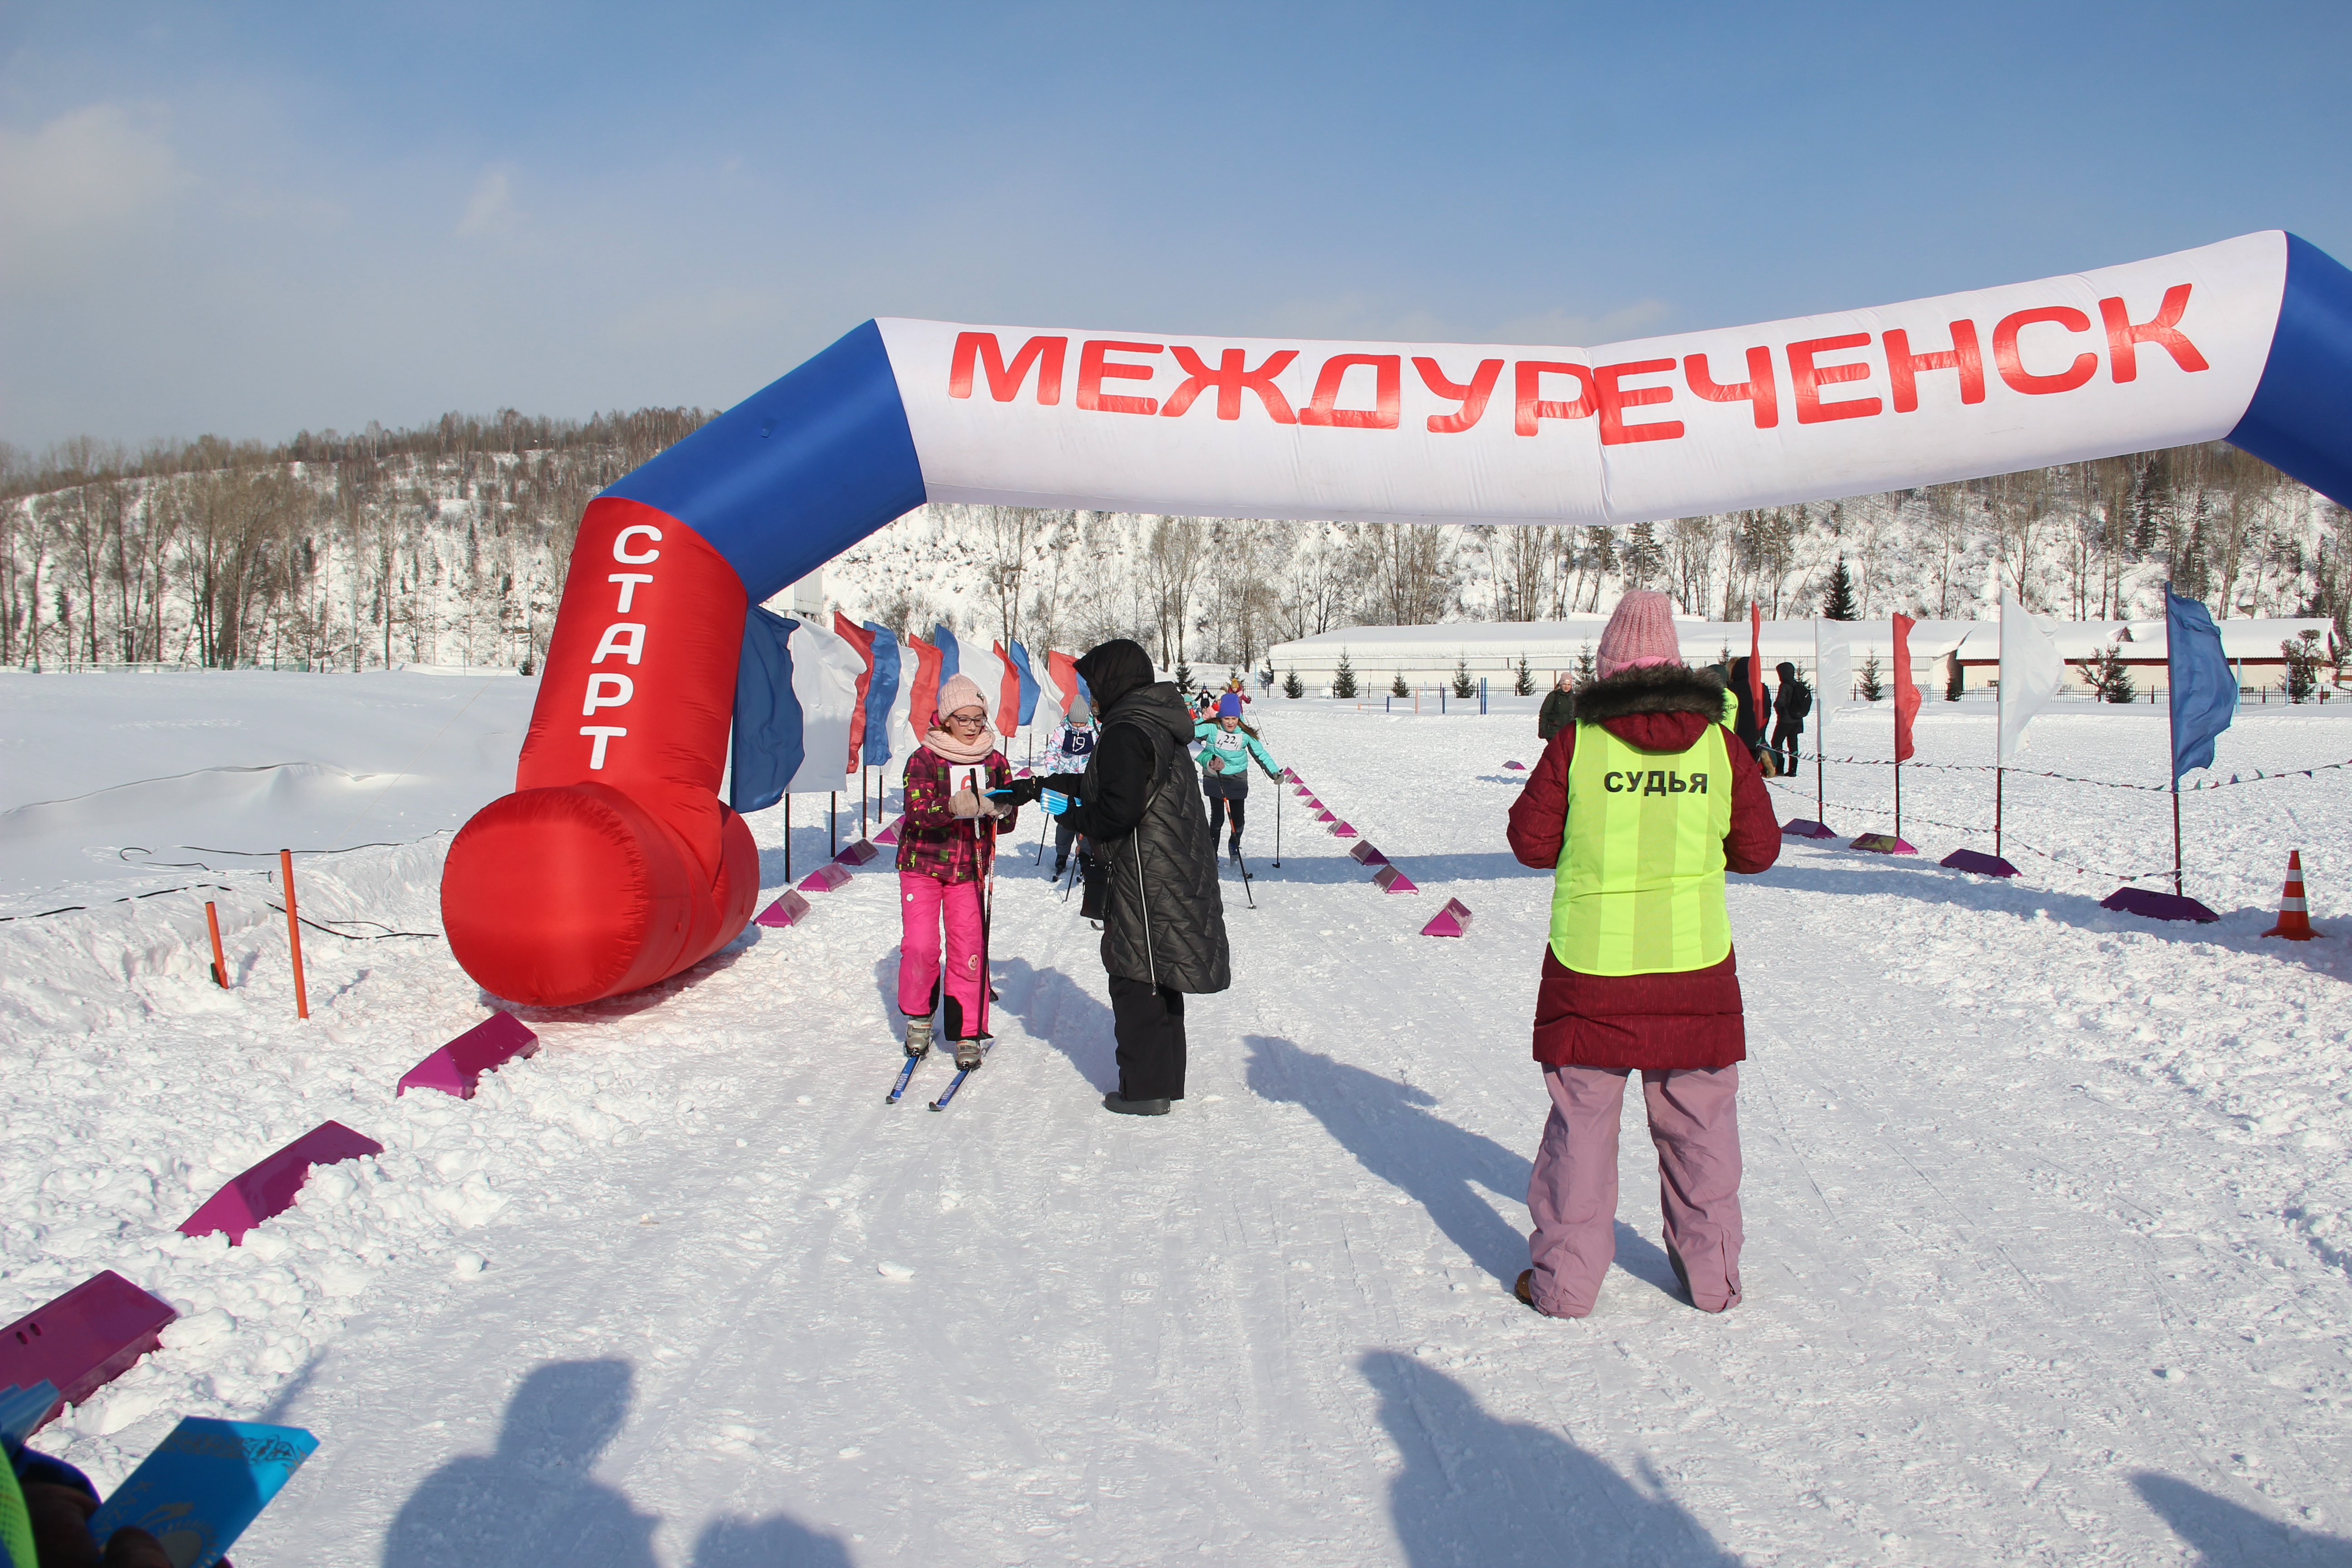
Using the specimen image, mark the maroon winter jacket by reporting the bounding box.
[1506,665,1781,1070]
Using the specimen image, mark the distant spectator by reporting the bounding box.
[1770,662,1811,775]
[1537,670,1576,740]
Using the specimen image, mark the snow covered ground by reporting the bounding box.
[4,671,2350,1565]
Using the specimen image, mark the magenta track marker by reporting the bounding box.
[1373,865,1419,893]
[0,1271,179,1434]
[834,838,879,866]
[873,815,905,845]
[1421,898,1474,936]
[1314,810,1337,823]
[756,891,813,927]
[798,862,853,893]
[1781,818,1837,839]
[1348,842,1389,866]
[179,1121,385,1246]
[397,1012,539,1100]
[2102,887,2221,923]
[1848,833,1917,855]
[1503,760,1526,770]
[1329,821,1358,838]
[1940,848,2019,877]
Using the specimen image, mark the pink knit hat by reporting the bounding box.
[1594,591,1682,677]
[935,672,990,723]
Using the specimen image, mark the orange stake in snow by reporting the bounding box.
[205,900,229,988]
[279,849,310,1018]
[2261,849,2322,941]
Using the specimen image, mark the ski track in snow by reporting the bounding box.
[4,676,2350,1565]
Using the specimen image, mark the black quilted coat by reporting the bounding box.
[1049,677,1230,994]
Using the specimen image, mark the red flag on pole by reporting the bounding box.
[1749,601,1765,721]
[832,611,877,772]
[991,640,1021,740]
[1892,614,1919,762]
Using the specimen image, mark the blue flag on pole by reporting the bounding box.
[731,607,805,813]
[1009,641,1040,725]
[862,622,900,767]
[2166,583,2236,779]
[931,623,960,680]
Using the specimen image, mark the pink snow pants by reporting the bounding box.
[897,872,988,1037]
[1526,1063,1742,1317]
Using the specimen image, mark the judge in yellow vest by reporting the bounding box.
[1505,591,1782,1319]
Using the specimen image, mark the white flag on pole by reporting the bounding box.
[1997,588,2068,764]
[1814,621,1852,743]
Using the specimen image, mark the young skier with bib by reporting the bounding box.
[1194,693,1279,862]
[1505,591,1780,1318]
[895,674,1018,1071]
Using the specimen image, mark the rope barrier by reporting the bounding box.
[1794,754,2352,793]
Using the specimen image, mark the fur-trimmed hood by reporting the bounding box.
[1570,663,1726,723]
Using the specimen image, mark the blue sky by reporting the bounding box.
[4,0,2348,448]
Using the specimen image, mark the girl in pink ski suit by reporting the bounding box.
[1504,591,1780,1317]
[896,673,1018,1067]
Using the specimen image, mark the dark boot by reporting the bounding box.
[1102,1092,1171,1116]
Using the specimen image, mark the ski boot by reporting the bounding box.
[1227,836,1242,864]
[904,1016,935,1059]
[954,1038,985,1071]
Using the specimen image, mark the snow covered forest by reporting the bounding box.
[5,410,2348,677]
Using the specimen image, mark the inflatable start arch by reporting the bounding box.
[442,230,2352,1005]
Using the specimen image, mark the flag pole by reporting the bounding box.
[1995,764,2004,861]
[1813,620,1826,826]
[2172,780,2183,896]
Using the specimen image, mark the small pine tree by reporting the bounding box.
[1575,642,1597,683]
[1858,651,1884,701]
[1284,668,1304,699]
[1514,656,1534,696]
[1451,660,1475,698]
[1822,556,1858,621]
[1390,669,1411,697]
[1175,660,1193,693]
[1333,651,1358,699]
[2090,642,2136,703]
[2283,631,2323,703]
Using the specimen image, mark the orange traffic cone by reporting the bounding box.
[2261,850,2322,940]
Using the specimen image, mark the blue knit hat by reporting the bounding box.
[1216,693,1244,717]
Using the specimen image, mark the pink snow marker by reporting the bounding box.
[1348,842,1389,866]
[1374,865,1418,893]
[1314,809,1337,823]
[799,862,853,893]
[1848,833,1916,855]
[1014,766,1034,778]
[1781,818,1837,839]
[2102,886,2220,923]
[756,891,813,927]
[1940,848,2018,877]
[1420,898,1473,936]
[873,815,905,846]
[179,1121,385,1245]
[1503,760,1526,770]
[397,1012,539,1099]
[833,838,879,866]
[1329,821,1358,838]
[0,1271,178,1435]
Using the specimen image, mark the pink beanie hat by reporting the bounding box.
[1594,591,1682,678]
[935,672,990,722]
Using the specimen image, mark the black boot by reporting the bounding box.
[1102,1092,1171,1116]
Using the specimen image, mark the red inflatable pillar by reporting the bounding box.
[442,499,759,1004]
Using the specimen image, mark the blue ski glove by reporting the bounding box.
[1040,789,1076,816]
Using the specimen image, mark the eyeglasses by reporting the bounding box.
[946,710,989,728]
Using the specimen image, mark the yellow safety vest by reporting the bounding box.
[1551,720,1735,975]
[1720,685,1739,726]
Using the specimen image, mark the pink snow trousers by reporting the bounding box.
[897,872,989,1038]
[1526,1063,1742,1316]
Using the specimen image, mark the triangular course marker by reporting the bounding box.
[1348,842,1389,866]
[179,1121,385,1245]
[2102,887,2220,923]
[799,862,854,893]
[1939,848,2018,878]
[1849,833,1917,855]
[1374,865,1418,893]
[1781,818,1837,839]
[398,1012,540,1099]
[1420,897,1473,936]
[756,890,813,928]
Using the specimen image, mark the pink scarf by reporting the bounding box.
[921,725,998,766]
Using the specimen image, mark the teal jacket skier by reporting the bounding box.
[1194,695,1279,858]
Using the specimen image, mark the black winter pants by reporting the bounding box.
[1202,774,1247,842]
[1108,975,1186,1100]
[1769,719,1802,775]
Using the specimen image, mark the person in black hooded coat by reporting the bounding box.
[1004,638,1230,1114]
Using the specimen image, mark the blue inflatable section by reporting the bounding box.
[605,319,926,603]
[2228,233,2352,511]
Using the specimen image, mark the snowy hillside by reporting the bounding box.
[7,415,2348,684]
[3,670,2350,1563]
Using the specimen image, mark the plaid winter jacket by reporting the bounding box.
[895,745,1017,885]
